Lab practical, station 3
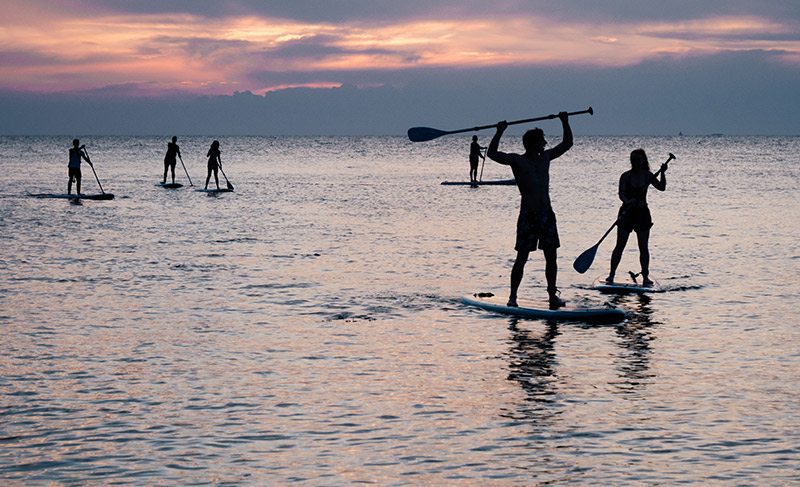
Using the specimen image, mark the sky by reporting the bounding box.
[1,0,799,135]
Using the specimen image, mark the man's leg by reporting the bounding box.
[508,250,529,307]
[543,247,565,308]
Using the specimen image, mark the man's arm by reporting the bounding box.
[546,112,573,161]
[487,121,514,165]
[81,147,92,166]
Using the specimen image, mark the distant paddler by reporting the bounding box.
[469,135,486,183]
[162,136,182,185]
[205,140,222,190]
[68,138,92,195]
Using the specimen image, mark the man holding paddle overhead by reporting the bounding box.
[487,112,572,309]
[68,138,92,195]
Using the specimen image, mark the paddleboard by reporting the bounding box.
[156,182,183,188]
[195,188,233,193]
[29,193,114,200]
[462,293,626,323]
[591,276,662,293]
[441,179,516,186]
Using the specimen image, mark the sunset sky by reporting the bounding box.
[2,0,799,134]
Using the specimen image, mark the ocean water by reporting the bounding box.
[1,134,798,485]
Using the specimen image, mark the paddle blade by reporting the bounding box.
[408,127,448,142]
[573,245,598,274]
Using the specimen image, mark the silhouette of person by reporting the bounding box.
[162,136,181,184]
[487,112,573,308]
[469,135,486,182]
[68,138,92,195]
[204,140,221,190]
[605,149,667,286]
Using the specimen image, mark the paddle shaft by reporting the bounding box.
[409,107,593,142]
[179,155,194,186]
[468,107,593,134]
[218,157,234,190]
[479,148,486,181]
[81,146,106,194]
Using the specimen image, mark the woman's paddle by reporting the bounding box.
[178,154,194,186]
[81,146,108,194]
[572,153,675,274]
[218,156,234,191]
[408,107,593,142]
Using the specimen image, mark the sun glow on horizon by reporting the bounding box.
[2,7,798,96]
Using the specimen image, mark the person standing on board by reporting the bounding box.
[469,135,486,182]
[605,149,667,286]
[162,136,182,184]
[68,138,92,195]
[204,140,221,190]
[487,112,573,309]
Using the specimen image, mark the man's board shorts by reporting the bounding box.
[618,204,653,232]
[68,167,81,179]
[515,208,560,252]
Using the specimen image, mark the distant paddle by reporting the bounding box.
[179,154,194,186]
[218,156,234,191]
[573,153,675,274]
[81,146,109,195]
[408,107,593,142]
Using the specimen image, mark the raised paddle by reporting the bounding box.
[408,107,593,142]
[178,154,194,186]
[573,153,675,274]
[81,146,108,194]
[218,156,234,191]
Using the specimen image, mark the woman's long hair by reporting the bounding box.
[630,149,650,171]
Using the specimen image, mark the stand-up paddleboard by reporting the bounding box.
[441,179,516,186]
[29,192,114,200]
[156,182,183,188]
[462,293,626,323]
[591,276,662,293]
[195,188,233,193]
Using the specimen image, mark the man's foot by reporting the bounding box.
[605,275,615,283]
[506,297,518,307]
[548,290,566,309]
[642,277,653,287]
[161,180,166,184]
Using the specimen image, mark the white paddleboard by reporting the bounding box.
[195,188,233,193]
[441,179,516,186]
[30,193,114,200]
[591,276,662,293]
[156,182,183,188]
[462,293,626,323]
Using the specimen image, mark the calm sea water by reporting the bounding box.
[1,134,798,485]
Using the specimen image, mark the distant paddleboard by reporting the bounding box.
[156,182,183,188]
[441,179,516,186]
[462,293,626,323]
[591,276,662,294]
[30,193,114,200]
[195,188,233,193]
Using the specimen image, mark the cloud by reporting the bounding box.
[3,2,800,96]
[1,49,797,136]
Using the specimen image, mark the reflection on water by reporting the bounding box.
[504,320,560,423]
[1,135,799,485]
[611,294,657,393]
